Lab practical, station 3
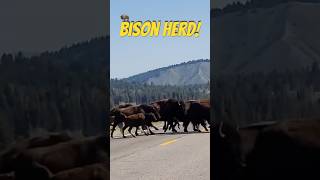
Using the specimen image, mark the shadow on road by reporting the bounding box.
[110,130,210,139]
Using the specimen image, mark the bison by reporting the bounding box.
[214,119,320,180]
[0,132,73,174]
[110,105,145,136]
[51,162,108,180]
[113,112,151,138]
[120,14,129,22]
[243,119,320,180]
[151,99,185,133]
[184,100,210,132]
[14,135,107,175]
[139,104,161,121]
[118,103,134,109]
[110,105,144,117]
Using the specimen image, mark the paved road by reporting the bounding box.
[110,124,210,180]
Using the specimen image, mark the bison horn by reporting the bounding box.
[219,121,226,138]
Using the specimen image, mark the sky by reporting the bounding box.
[0,0,245,59]
[0,0,107,55]
[110,0,210,79]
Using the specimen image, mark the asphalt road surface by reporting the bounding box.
[110,124,210,180]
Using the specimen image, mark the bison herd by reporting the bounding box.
[214,118,320,180]
[109,99,211,138]
[3,97,319,180]
[0,133,108,180]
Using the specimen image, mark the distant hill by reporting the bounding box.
[212,1,320,75]
[123,59,210,86]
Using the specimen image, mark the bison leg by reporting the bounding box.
[142,125,149,136]
[183,120,190,132]
[148,122,159,130]
[122,125,128,138]
[163,121,168,132]
[148,126,155,135]
[170,121,178,133]
[110,123,118,138]
[201,121,208,131]
[196,123,202,132]
[128,126,136,137]
[192,121,200,132]
[174,121,180,129]
[152,125,159,130]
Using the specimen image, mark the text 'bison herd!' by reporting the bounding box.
[109,99,211,138]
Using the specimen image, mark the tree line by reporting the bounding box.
[213,62,320,127]
[0,37,108,147]
[212,0,320,17]
[110,79,209,108]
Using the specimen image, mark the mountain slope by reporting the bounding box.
[212,2,320,75]
[124,59,210,86]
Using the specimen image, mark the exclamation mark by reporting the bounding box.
[194,21,202,38]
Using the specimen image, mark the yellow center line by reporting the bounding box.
[160,139,178,146]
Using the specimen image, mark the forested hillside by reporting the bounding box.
[213,62,320,126]
[212,0,320,126]
[0,37,108,146]
[110,79,209,107]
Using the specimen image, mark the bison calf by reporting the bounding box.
[119,113,151,138]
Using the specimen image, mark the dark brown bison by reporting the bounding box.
[242,119,320,180]
[110,104,160,137]
[110,105,145,135]
[144,113,159,130]
[0,132,72,174]
[214,119,320,180]
[118,103,134,109]
[151,99,185,132]
[14,135,107,175]
[184,100,210,132]
[132,112,159,136]
[110,105,144,117]
[113,112,151,138]
[213,120,278,180]
[139,104,161,120]
[51,162,108,180]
